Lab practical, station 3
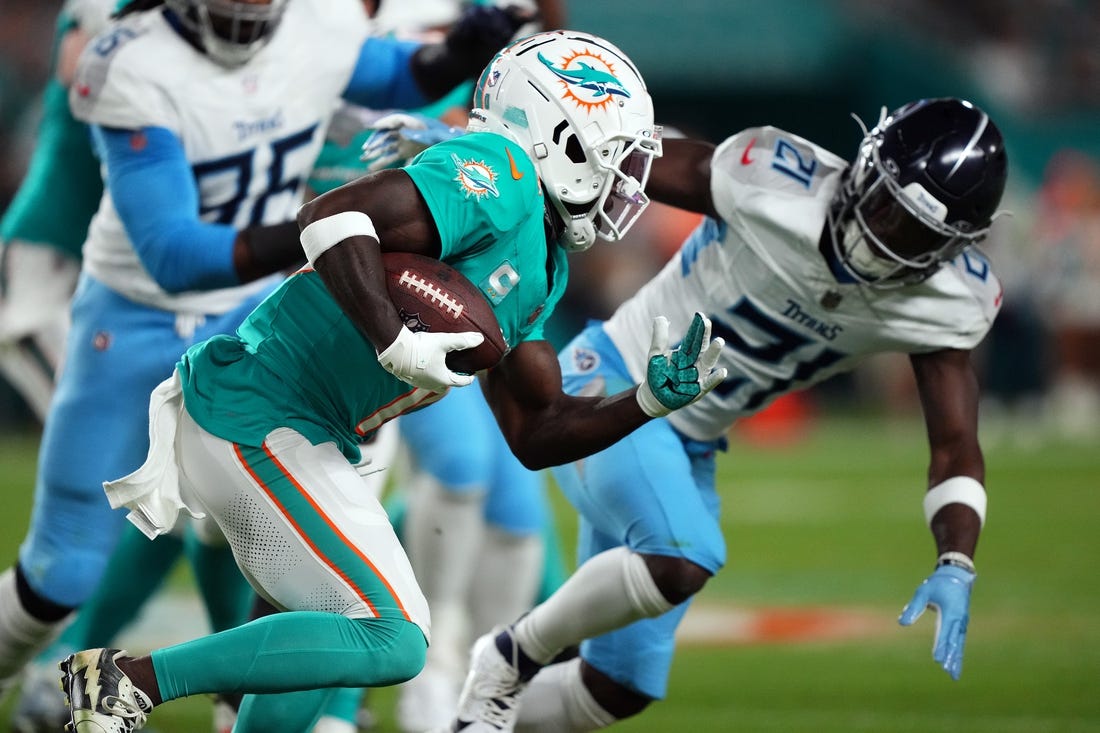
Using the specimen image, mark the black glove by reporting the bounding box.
[444,4,536,74]
[411,5,537,100]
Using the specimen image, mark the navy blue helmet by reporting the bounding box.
[828,97,1009,287]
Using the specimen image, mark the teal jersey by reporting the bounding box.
[406,132,567,344]
[416,81,473,120]
[0,10,103,258]
[307,82,474,196]
[180,132,567,462]
[307,105,380,196]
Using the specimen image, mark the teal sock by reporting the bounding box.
[151,612,426,701]
[183,525,252,632]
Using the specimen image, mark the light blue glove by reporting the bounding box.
[636,312,726,417]
[898,563,976,680]
[359,113,464,172]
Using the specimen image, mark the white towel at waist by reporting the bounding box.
[103,371,205,539]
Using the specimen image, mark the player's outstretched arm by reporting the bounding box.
[359,113,464,174]
[899,348,986,680]
[484,312,726,469]
[646,137,720,218]
[410,5,535,101]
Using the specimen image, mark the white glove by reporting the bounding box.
[377,325,484,392]
[636,313,726,417]
[359,113,463,173]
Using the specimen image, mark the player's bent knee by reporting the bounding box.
[580,658,653,721]
[347,617,428,686]
[381,620,428,685]
[642,555,712,605]
[17,543,113,610]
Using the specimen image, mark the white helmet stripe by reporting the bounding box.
[946,111,988,181]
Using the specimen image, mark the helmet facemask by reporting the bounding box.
[828,101,1005,289]
[551,127,661,252]
[166,0,289,68]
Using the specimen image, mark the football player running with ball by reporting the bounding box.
[0,0,531,722]
[59,31,724,733]
[443,97,1008,732]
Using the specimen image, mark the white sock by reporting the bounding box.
[0,568,69,692]
[423,600,470,677]
[403,471,484,669]
[311,715,358,733]
[513,547,673,663]
[468,526,543,639]
[405,471,486,609]
[517,657,617,732]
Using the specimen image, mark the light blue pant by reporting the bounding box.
[551,322,727,699]
[399,384,546,535]
[18,273,274,607]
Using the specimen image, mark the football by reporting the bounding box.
[382,251,508,374]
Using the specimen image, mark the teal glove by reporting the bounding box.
[636,313,726,417]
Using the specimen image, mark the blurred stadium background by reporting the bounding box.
[2,1,1099,731]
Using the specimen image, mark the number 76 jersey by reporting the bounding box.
[603,127,1003,443]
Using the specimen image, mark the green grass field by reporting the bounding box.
[1,412,1098,732]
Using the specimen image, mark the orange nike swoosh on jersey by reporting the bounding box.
[505,147,524,180]
[741,137,757,165]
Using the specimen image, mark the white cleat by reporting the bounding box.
[211,695,237,733]
[397,663,461,732]
[60,648,151,733]
[449,628,533,732]
[312,714,360,733]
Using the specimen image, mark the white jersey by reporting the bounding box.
[605,127,1002,442]
[71,0,369,313]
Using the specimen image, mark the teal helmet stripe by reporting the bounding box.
[473,48,507,110]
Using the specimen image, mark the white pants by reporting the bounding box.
[0,241,80,421]
[175,409,430,637]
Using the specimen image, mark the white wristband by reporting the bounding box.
[377,325,419,370]
[299,211,377,266]
[635,385,671,418]
[937,551,976,573]
[923,476,987,528]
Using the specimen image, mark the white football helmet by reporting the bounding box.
[164,0,289,68]
[468,30,662,252]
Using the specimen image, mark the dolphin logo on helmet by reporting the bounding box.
[537,52,632,101]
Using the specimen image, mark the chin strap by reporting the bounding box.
[560,215,596,253]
